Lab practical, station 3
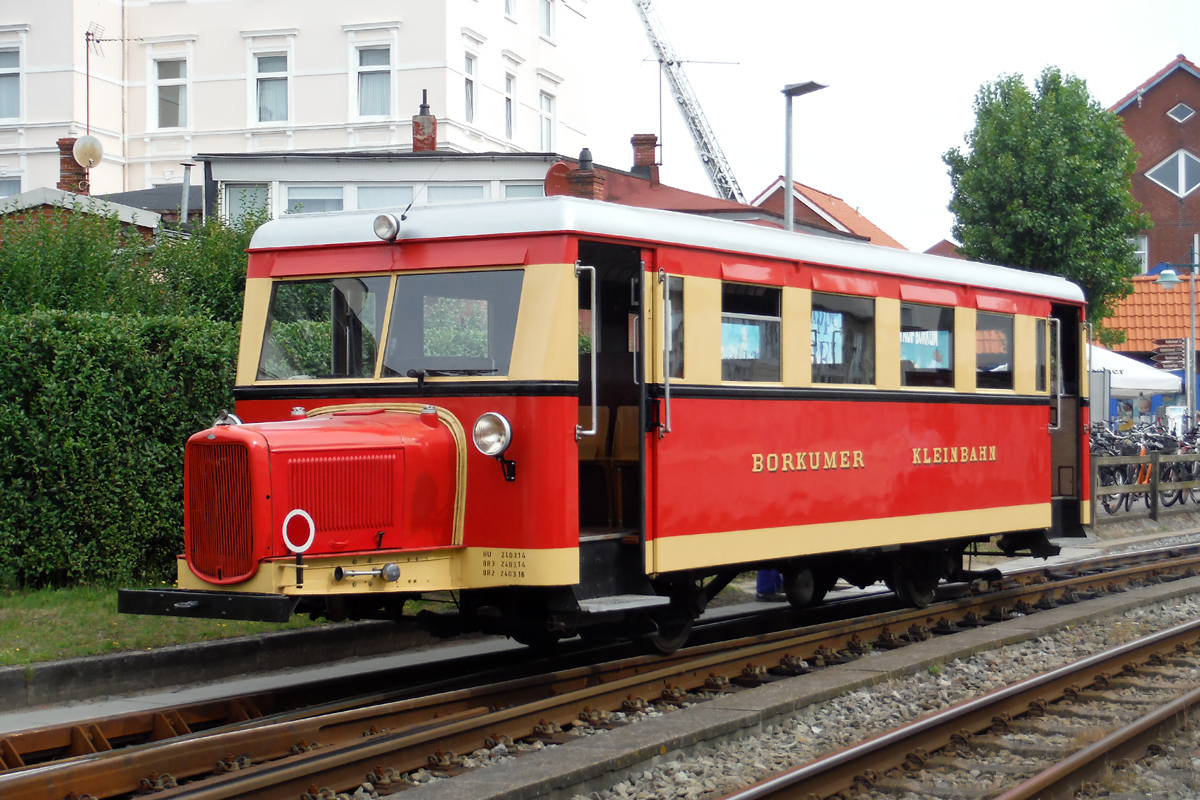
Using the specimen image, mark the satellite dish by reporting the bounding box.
[73,135,103,169]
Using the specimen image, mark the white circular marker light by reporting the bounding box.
[373,213,399,242]
[472,412,512,457]
[282,508,316,554]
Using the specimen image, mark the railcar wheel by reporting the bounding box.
[783,567,835,608]
[891,567,938,609]
[644,614,693,655]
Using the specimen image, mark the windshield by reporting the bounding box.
[257,277,390,380]
[382,270,524,377]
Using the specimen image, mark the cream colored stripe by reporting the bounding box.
[652,504,1052,573]
[307,404,468,545]
[237,278,274,385]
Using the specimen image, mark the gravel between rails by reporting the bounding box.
[571,596,1200,800]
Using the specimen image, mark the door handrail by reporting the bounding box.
[659,267,672,438]
[1049,317,1062,432]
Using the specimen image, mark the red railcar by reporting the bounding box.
[121,196,1091,652]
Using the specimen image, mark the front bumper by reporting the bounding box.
[118,588,300,623]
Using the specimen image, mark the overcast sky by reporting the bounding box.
[582,0,1200,252]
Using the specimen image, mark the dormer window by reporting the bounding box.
[1146,149,1200,197]
[1168,103,1195,123]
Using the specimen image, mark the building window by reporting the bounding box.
[357,48,391,116]
[976,312,1014,390]
[900,303,954,387]
[539,92,554,151]
[504,183,544,198]
[1168,103,1195,123]
[225,184,269,220]
[257,54,288,123]
[504,74,515,139]
[358,185,413,209]
[1146,149,1200,198]
[1132,234,1149,273]
[0,177,19,198]
[464,54,476,125]
[539,0,554,39]
[427,185,485,203]
[812,292,875,385]
[156,59,187,128]
[721,283,780,382]
[287,186,343,214]
[0,49,19,119]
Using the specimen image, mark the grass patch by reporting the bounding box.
[0,585,321,666]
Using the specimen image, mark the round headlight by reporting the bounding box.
[473,412,512,457]
[373,213,399,241]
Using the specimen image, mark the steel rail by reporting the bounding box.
[994,683,1200,800]
[7,554,1200,800]
[4,539,1193,771]
[5,544,1200,799]
[716,617,1200,800]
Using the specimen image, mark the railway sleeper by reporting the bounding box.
[968,735,1073,759]
[920,755,1051,777]
[870,776,999,798]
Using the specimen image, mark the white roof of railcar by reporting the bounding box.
[248,196,1087,304]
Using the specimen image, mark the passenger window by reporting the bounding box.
[721,283,780,381]
[976,312,1015,390]
[811,292,875,385]
[258,277,391,380]
[667,276,684,378]
[900,303,955,387]
[1036,318,1048,392]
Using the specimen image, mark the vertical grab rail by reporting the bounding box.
[576,261,598,441]
[659,267,672,437]
[1049,317,1062,432]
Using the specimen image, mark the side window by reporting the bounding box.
[667,276,683,378]
[258,277,391,380]
[811,292,875,385]
[1036,318,1048,392]
[721,283,780,382]
[976,312,1014,390]
[900,303,955,387]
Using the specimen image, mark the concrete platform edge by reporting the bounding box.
[0,620,455,711]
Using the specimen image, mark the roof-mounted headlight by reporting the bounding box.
[473,412,512,458]
[373,213,400,242]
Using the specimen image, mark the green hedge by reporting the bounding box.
[0,311,238,587]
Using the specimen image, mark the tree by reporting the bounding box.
[944,66,1151,346]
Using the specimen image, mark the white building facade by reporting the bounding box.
[0,0,589,198]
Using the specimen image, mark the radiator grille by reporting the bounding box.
[289,453,396,532]
[187,443,254,582]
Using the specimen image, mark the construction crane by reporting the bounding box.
[631,0,746,204]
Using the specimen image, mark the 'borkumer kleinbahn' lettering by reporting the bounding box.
[751,450,865,473]
[911,446,997,465]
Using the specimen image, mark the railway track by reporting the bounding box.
[4,544,1200,800]
[719,617,1200,800]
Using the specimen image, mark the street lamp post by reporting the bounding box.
[1152,232,1200,430]
[782,81,826,232]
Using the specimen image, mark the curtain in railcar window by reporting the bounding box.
[258,277,390,380]
[811,292,875,385]
[976,312,1014,389]
[900,303,955,387]
[721,283,780,382]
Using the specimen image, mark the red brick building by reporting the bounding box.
[1105,55,1200,353]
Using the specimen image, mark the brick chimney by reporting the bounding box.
[566,148,605,200]
[57,138,88,195]
[412,90,437,153]
[630,134,659,185]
